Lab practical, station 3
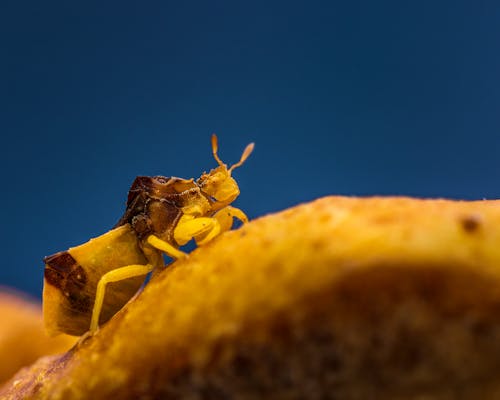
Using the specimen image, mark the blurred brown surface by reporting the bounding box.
[2,197,500,399]
[0,290,76,385]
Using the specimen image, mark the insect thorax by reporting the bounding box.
[116,176,214,245]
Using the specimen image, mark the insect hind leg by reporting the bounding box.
[90,263,154,334]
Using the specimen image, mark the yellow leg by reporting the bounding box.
[213,206,248,232]
[146,234,187,259]
[174,217,219,246]
[173,207,248,247]
[194,219,221,245]
[196,206,248,245]
[90,263,154,333]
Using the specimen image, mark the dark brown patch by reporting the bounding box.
[125,176,159,207]
[131,214,153,237]
[115,176,183,229]
[460,214,482,233]
[44,251,91,313]
[122,176,196,211]
[114,175,198,245]
[147,199,183,243]
[43,251,77,272]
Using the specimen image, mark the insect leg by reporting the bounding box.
[195,206,248,245]
[212,206,248,232]
[146,235,187,259]
[173,217,220,246]
[90,263,154,333]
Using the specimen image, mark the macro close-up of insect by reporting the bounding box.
[42,135,254,336]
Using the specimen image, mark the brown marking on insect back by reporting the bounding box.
[43,251,77,273]
[146,199,183,243]
[44,251,91,313]
[131,214,153,238]
[125,176,157,206]
[460,213,482,234]
[115,176,189,228]
[125,176,197,207]
[116,175,197,244]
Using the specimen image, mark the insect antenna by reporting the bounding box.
[229,142,255,174]
[211,134,255,175]
[211,134,225,168]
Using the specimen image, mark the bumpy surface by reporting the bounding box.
[2,197,500,399]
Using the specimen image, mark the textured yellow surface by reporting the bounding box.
[0,291,76,385]
[2,196,500,399]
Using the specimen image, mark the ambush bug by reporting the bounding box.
[43,135,254,336]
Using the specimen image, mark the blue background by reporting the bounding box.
[2,1,500,298]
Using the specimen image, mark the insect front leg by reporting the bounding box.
[212,206,248,232]
[174,216,221,246]
[90,263,154,334]
[173,207,248,246]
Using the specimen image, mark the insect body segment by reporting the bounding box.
[43,135,254,336]
[43,225,149,336]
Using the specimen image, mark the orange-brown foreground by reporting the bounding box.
[0,291,76,386]
[2,197,500,399]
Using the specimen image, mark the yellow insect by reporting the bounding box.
[43,135,254,336]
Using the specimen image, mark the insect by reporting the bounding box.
[43,135,254,336]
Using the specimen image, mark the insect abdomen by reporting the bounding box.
[43,225,149,336]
